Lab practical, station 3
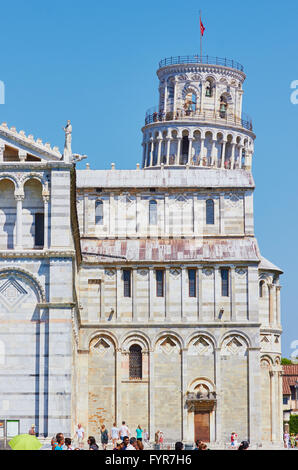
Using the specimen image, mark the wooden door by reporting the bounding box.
[194,411,210,442]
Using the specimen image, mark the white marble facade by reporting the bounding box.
[0,56,283,447]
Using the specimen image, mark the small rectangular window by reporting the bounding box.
[156,270,164,297]
[221,268,229,297]
[123,269,131,297]
[188,269,196,297]
[35,213,44,247]
[95,200,103,225]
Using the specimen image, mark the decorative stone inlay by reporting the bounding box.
[225,192,242,207]
[0,277,28,311]
[221,335,247,356]
[261,335,270,344]
[105,269,115,278]
[93,338,111,356]
[174,194,189,206]
[170,268,181,278]
[202,268,214,277]
[137,269,148,278]
[189,336,213,355]
[235,267,247,277]
[159,336,179,355]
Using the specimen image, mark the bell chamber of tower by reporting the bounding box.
[142,55,255,171]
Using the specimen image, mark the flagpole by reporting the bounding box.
[200,10,202,61]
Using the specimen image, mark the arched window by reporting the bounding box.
[205,80,213,97]
[259,280,265,298]
[95,200,103,225]
[221,268,230,297]
[34,213,44,247]
[206,199,214,225]
[181,136,189,164]
[149,200,157,225]
[129,345,142,379]
[184,92,197,115]
[219,95,228,118]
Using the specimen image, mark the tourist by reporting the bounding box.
[290,433,296,448]
[198,443,208,450]
[51,433,64,450]
[119,421,130,440]
[284,431,290,448]
[75,423,85,448]
[54,435,65,450]
[194,439,202,450]
[28,424,36,435]
[136,425,143,441]
[114,439,123,450]
[154,430,160,450]
[126,437,136,450]
[64,437,74,450]
[87,436,99,450]
[159,430,164,447]
[100,424,109,450]
[230,432,238,447]
[143,429,150,447]
[110,422,119,447]
[238,441,249,450]
[175,441,184,451]
[136,440,144,450]
[122,436,130,450]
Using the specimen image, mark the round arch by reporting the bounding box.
[0,267,46,303]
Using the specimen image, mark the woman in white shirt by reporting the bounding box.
[110,422,119,448]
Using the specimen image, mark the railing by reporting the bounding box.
[159,55,244,72]
[145,107,253,131]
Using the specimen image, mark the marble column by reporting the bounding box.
[276,286,281,325]
[149,139,154,166]
[210,139,216,166]
[199,138,205,166]
[43,195,49,249]
[157,137,162,166]
[15,193,24,249]
[221,141,227,168]
[164,83,168,115]
[248,348,262,446]
[214,347,222,443]
[230,143,236,169]
[269,284,274,325]
[188,137,193,164]
[148,349,155,442]
[181,348,188,442]
[177,137,182,165]
[166,137,171,165]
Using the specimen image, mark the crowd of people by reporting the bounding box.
[283,431,298,448]
[47,423,251,451]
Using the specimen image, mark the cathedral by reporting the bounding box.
[0,54,283,447]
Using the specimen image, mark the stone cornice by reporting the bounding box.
[142,120,255,140]
[157,64,246,82]
[37,302,76,308]
[79,322,261,329]
[0,162,73,170]
[0,249,76,259]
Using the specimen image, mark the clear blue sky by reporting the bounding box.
[1,0,297,357]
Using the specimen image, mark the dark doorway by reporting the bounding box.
[194,411,210,442]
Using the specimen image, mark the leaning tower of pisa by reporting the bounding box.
[73,54,283,447]
[142,55,254,171]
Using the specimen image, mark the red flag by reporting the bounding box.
[200,17,205,36]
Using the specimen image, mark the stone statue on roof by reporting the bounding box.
[63,120,72,162]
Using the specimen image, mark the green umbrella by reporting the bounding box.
[8,434,42,451]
